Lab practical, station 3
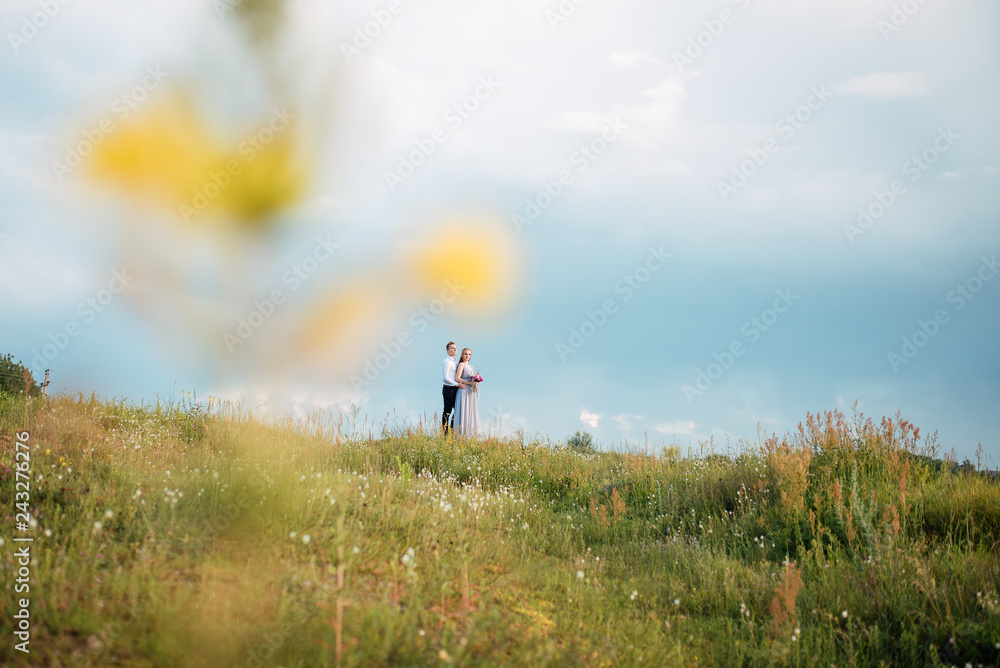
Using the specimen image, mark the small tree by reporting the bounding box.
[567,430,595,454]
[0,354,41,397]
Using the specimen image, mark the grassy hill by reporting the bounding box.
[1,393,998,666]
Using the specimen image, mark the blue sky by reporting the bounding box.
[1,0,998,461]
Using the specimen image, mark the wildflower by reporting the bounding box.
[45,529,52,537]
[93,521,103,532]
[105,510,114,519]
[522,522,529,530]
[674,598,680,606]
[576,570,584,579]
[630,591,638,600]
[302,534,311,544]
[289,531,297,539]
[353,546,360,554]
[841,610,848,618]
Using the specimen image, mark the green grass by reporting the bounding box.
[1,393,998,666]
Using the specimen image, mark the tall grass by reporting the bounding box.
[1,394,998,666]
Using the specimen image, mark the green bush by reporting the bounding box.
[0,353,41,396]
[566,430,595,454]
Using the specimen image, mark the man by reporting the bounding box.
[441,341,459,434]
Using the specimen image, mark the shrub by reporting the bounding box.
[0,353,41,396]
[566,430,595,454]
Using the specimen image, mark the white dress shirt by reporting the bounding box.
[442,356,458,386]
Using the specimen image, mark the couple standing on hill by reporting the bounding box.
[441,341,480,437]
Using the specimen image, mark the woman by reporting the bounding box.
[453,347,479,437]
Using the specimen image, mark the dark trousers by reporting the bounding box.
[442,385,458,433]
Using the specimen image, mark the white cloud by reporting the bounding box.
[655,421,696,436]
[580,410,602,429]
[613,413,642,431]
[485,405,529,436]
[833,72,929,99]
[939,169,971,180]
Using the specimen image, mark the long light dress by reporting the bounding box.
[453,363,479,437]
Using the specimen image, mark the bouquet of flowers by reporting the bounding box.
[471,372,484,393]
